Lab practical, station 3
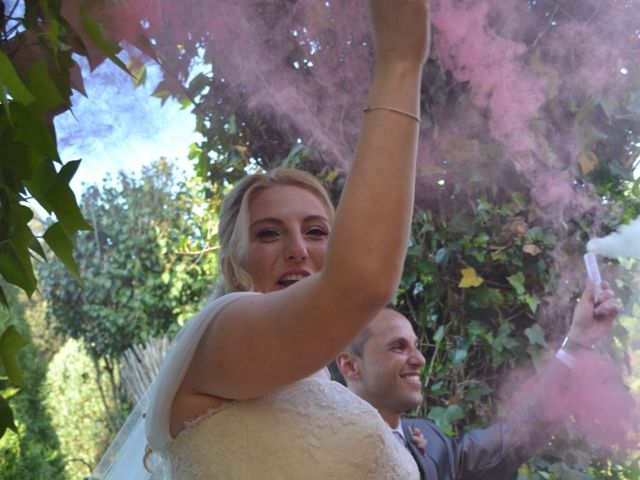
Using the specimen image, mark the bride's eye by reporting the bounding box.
[256,228,280,240]
[306,226,329,238]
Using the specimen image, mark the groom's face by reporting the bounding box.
[355,310,426,422]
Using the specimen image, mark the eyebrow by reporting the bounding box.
[385,336,418,348]
[250,215,329,229]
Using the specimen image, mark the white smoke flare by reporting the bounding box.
[586,217,640,259]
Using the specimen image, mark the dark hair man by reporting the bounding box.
[335,282,620,480]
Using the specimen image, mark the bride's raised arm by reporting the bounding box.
[185,0,430,401]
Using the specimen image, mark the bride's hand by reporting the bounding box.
[368,0,431,67]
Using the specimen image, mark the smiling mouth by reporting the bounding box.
[277,273,309,287]
[401,374,422,387]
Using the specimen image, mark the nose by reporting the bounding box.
[409,347,426,368]
[284,233,308,262]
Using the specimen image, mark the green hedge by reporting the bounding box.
[44,339,119,480]
[0,287,66,480]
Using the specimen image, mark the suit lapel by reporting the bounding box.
[401,420,438,480]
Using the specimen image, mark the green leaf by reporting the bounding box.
[449,213,474,233]
[598,94,619,118]
[12,104,58,159]
[26,159,91,233]
[510,192,526,210]
[468,286,503,310]
[524,294,540,314]
[434,247,448,265]
[47,15,62,50]
[43,223,82,284]
[188,142,203,161]
[151,80,171,106]
[227,115,237,135]
[282,143,306,168]
[427,404,465,436]
[0,221,46,291]
[1,386,20,400]
[0,84,15,124]
[433,325,445,343]
[574,98,597,123]
[491,323,519,353]
[325,168,339,185]
[0,394,18,438]
[524,324,547,347]
[507,272,526,296]
[1,139,32,180]
[28,235,47,261]
[0,50,36,105]
[80,5,130,74]
[445,404,465,422]
[128,59,147,87]
[0,242,37,297]
[0,285,8,309]
[49,160,91,232]
[467,320,488,339]
[464,384,493,402]
[609,160,634,181]
[452,345,468,364]
[0,326,27,385]
[26,60,65,113]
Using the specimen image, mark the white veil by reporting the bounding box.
[90,389,163,479]
[91,292,254,479]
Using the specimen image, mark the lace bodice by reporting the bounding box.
[145,293,419,479]
[163,369,419,479]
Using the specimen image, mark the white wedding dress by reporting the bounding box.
[140,292,419,479]
[164,368,419,479]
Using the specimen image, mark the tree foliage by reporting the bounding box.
[0,0,156,440]
[32,161,218,473]
[44,338,114,480]
[398,185,640,478]
[0,285,66,480]
[38,161,218,410]
[2,0,640,476]
[132,1,640,477]
[0,0,101,304]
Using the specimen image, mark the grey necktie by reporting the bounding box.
[393,430,408,448]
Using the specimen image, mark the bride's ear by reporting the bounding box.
[335,352,362,381]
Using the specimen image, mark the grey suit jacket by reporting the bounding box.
[401,418,535,480]
[400,357,574,479]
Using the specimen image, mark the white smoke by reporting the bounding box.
[587,216,640,259]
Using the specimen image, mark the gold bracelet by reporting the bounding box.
[362,106,421,123]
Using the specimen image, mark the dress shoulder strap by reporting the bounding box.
[144,292,257,451]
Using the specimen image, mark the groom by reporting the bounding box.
[335,283,619,480]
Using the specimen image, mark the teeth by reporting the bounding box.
[280,274,306,282]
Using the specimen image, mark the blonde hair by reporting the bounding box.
[215,167,335,295]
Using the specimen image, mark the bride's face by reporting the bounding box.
[243,185,331,293]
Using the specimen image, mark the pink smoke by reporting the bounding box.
[504,351,639,453]
[60,0,640,458]
[74,0,638,225]
[141,0,372,166]
[432,1,545,153]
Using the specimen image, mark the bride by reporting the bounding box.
[98,0,430,477]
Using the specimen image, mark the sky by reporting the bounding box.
[54,57,199,195]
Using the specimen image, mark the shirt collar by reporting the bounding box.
[391,422,406,442]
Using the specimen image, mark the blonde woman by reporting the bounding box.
[144,1,430,477]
